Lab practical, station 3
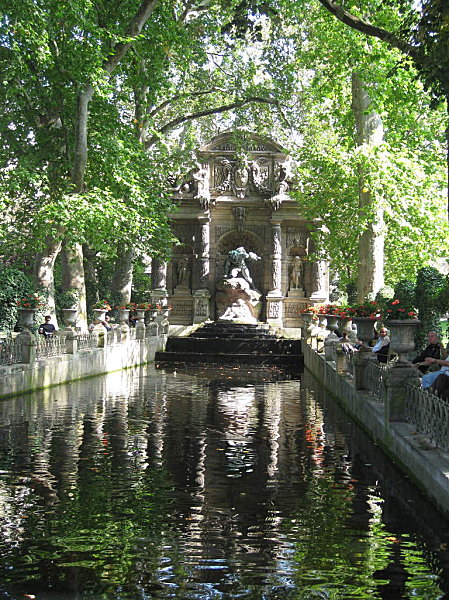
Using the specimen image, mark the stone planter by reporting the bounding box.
[353,316,377,347]
[117,309,130,324]
[317,314,329,337]
[135,309,146,323]
[92,308,107,322]
[336,317,353,340]
[301,313,316,340]
[61,308,78,327]
[325,314,339,335]
[386,319,421,362]
[17,308,36,330]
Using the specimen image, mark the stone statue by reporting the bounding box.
[192,162,211,208]
[232,164,249,198]
[223,246,260,288]
[233,206,246,231]
[177,256,191,287]
[219,299,257,324]
[289,256,303,290]
[274,162,290,196]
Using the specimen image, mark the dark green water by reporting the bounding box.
[0,364,448,600]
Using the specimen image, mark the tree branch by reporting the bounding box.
[145,96,290,148]
[148,87,227,119]
[72,0,160,192]
[317,0,420,60]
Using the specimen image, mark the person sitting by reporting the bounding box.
[411,331,446,373]
[88,314,113,332]
[432,372,449,401]
[420,357,449,389]
[371,327,390,363]
[38,315,56,338]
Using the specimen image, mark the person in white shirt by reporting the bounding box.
[371,327,390,363]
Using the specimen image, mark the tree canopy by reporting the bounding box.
[0,0,447,299]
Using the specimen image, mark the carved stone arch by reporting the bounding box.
[200,131,285,154]
[216,230,264,290]
[288,244,307,258]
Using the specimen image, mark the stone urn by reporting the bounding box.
[301,313,316,340]
[353,316,377,348]
[61,308,78,328]
[337,317,353,341]
[135,309,146,323]
[17,308,36,330]
[386,319,421,362]
[117,309,130,330]
[317,314,329,338]
[92,308,107,322]
[117,308,130,322]
[325,314,339,335]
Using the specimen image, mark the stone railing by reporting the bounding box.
[36,334,68,359]
[305,320,449,452]
[302,340,449,519]
[365,360,391,403]
[405,382,449,451]
[77,332,99,351]
[0,338,24,365]
[1,319,166,368]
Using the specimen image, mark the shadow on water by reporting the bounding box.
[0,364,447,600]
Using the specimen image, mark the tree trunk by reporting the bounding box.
[352,72,385,303]
[33,238,63,322]
[83,245,99,310]
[111,248,134,304]
[61,243,88,331]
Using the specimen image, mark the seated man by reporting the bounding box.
[412,331,446,373]
[38,315,56,338]
[371,327,390,363]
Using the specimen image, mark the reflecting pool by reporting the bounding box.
[0,364,448,600]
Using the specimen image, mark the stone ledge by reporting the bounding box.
[304,343,449,519]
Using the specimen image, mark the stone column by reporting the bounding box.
[310,260,328,302]
[266,218,284,325]
[64,329,78,355]
[385,363,421,422]
[152,259,167,292]
[196,216,211,290]
[268,218,282,295]
[16,330,36,364]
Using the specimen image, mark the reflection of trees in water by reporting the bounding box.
[0,368,446,598]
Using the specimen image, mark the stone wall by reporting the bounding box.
[303,343,449,520]
[0,333,166,400]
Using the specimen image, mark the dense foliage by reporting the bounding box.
[0,266,34,333]
[0,0,447,317]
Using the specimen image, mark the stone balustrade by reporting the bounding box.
[0,321,167,400]
[303,333,449,518]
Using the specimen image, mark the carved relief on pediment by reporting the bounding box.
[211,157,272,198]
[286,227,310,251]
[208,141,273,152]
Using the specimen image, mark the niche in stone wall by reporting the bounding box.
[170,244,194,291]
[216,230,264,291]
[287,245,307,293]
